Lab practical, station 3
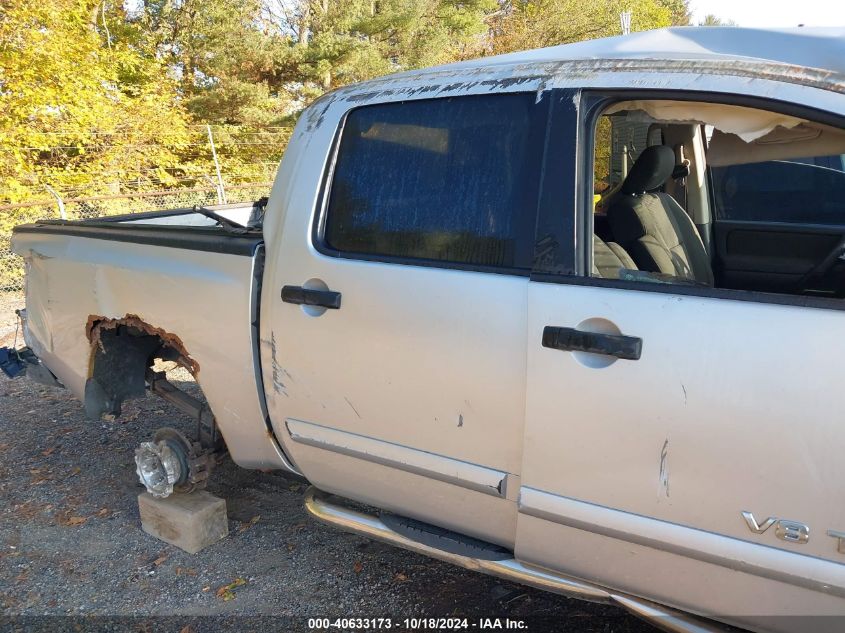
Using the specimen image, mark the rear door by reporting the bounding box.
[263,90,548,547]
[516,90,845,630]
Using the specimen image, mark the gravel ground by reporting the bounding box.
[0,293,659,633]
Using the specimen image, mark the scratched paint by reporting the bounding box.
[658,438,670,498]
[344,397,362,419]
[269,331,286,396]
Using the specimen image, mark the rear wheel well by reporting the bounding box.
[84,315,198,420]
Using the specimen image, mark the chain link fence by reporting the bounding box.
[0,182,272,292]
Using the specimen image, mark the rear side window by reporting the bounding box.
[323,94,537,269]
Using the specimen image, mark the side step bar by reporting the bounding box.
[304,487,725,633]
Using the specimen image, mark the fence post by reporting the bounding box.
[206,125,227,205]
[44,185,67,220]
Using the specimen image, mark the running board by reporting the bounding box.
[304,487,726,633]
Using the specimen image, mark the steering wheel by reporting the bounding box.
[795,234,845,295]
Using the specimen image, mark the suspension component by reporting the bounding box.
[134,369,223,498]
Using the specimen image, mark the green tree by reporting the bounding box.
[489,0,682,54]
[699,14,738,26]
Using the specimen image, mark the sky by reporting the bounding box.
[690,0,845,28]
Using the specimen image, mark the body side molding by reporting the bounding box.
[285,419,508,497]
[518,486,845,598]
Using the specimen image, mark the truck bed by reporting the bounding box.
[10,202,292,470]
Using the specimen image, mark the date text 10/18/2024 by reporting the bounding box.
[308,618,528,630]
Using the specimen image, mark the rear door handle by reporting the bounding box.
[542,326,642,361]
[281,285,342,309]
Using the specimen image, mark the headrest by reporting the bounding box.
[621,145,675,195]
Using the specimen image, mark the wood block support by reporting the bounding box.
[138,490,228,553]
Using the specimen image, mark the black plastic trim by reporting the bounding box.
[12,222,263,256]
[531,271,845,312]
[532,89,580,276]
[83,200,264,224]
[542,325,642,361]
[281,285,342,309]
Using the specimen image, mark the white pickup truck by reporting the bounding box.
[10,26,845,633]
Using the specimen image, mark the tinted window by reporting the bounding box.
[324,94,537,269]
[711,156,845,224]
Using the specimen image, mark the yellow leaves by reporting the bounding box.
[0,0,194,206]
[491,0,676,55]
[215,578,246,601]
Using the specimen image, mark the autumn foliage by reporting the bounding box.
[0,0,691,205]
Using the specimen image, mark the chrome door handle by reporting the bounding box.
[542,326,642,361]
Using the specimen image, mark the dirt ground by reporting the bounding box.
[0,293,659,633]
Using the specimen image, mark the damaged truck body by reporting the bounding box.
[9,27,845,633]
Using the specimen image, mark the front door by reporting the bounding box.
[516,90,845,629]
[263,90,547,547]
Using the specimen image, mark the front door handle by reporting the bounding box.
[281,285,342,309]
[542,326,642,361]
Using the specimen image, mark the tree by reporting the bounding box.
[699,14,738,26]
[489,0,683,55]
[0,0,192,203]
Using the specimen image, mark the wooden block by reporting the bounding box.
[138,490,228,554]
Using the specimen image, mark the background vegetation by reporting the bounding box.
[1,0,696,207]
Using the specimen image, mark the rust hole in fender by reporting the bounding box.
[85,313,200,376]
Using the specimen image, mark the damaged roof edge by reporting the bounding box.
[395,27,845,84]
[311,27,845,112]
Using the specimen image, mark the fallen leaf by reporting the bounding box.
[215,578,246,601]
[179,626,196,633]
[238,515,260,533]
[353,561,363,574]
[153,554,168,567]
[67,516,87,526]
[175,567,198,577]
[394,572,408,582]
[201,586,210,592]
[41,447,56,457]
[69,467,82,477]
[102,414,116,422]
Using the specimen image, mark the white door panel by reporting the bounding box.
[266,256,528,545]
[518,281,845,616]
